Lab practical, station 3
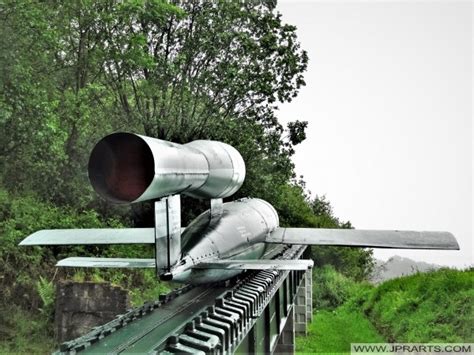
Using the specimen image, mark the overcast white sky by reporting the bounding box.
[277,0,472,267]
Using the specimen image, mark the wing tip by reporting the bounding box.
[440,231,459,250]
[56,257,75,267]
[450,234,460,251]
[19,235,39,246]
[19,230,55,246]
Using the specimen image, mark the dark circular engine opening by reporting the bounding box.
[88,132,154,203]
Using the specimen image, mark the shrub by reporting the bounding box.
[0,189,121,311]
[312,265,359,310]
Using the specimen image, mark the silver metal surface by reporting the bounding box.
[56,257,155,268]
[209,198,223,225]
[19,228,188,246]
[193,259,313,270]
[19,228,155,245]
[168,198,281,284]
[88,133,245,203]
[21,196,460,285]
[185,140,246,199]
[155,195,182,273]
[267,228,460,250]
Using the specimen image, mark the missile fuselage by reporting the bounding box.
[168,198,279,284]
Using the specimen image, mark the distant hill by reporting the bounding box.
[370,255,441,283]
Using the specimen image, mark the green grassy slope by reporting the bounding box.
[297,267,384,353]
[363,268,473,343]
[297,267,473,354]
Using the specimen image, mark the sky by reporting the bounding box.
[277,0,472,267]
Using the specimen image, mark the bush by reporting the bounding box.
[0,305,55,354]
[311,246,374,281]
[312,265,359,310]
[0,189,122,311]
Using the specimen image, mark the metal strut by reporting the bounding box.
[155,195,181,276]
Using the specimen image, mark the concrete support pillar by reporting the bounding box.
[274,307,295,354]
[294,272,308,336]
[306,269,313,323]
[55,281,129,342]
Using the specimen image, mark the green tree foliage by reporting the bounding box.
[93,1,308,142]
[0,188,121,311]
[312,265,359,310]
[0,1,115,206]
[309,195,375,280]
[312,246,374,281]
[0,0,375,276]
[0,188,171,351]
[0,0,312,224]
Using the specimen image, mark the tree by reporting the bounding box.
[0,1,117,206]
[0,0,309,212]
[309,195,374,280]
[94,0,310,220]
[94,1,308,141]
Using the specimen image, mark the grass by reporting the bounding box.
[364,268,473,343]
[298,266,384,354]
[296,306,385,354]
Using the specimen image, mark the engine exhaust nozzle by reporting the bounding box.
[88,132,245,203]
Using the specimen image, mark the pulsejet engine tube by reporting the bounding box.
[88,132,246,203]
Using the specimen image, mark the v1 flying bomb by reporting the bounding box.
[20,133,459,284]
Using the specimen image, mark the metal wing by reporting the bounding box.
[266,228,459,250]
[19,228,155,245]
[19,227,187,246]
[192,259,314,270]
[56,257,155,268]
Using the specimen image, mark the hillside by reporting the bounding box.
[297,267,473,353]
[364,268,473,343]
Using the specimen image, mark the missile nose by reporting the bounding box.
[160,272,173,281]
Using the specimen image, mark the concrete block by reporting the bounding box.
[55,281,130,342]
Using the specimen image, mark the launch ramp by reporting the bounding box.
[55,245,311,354]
